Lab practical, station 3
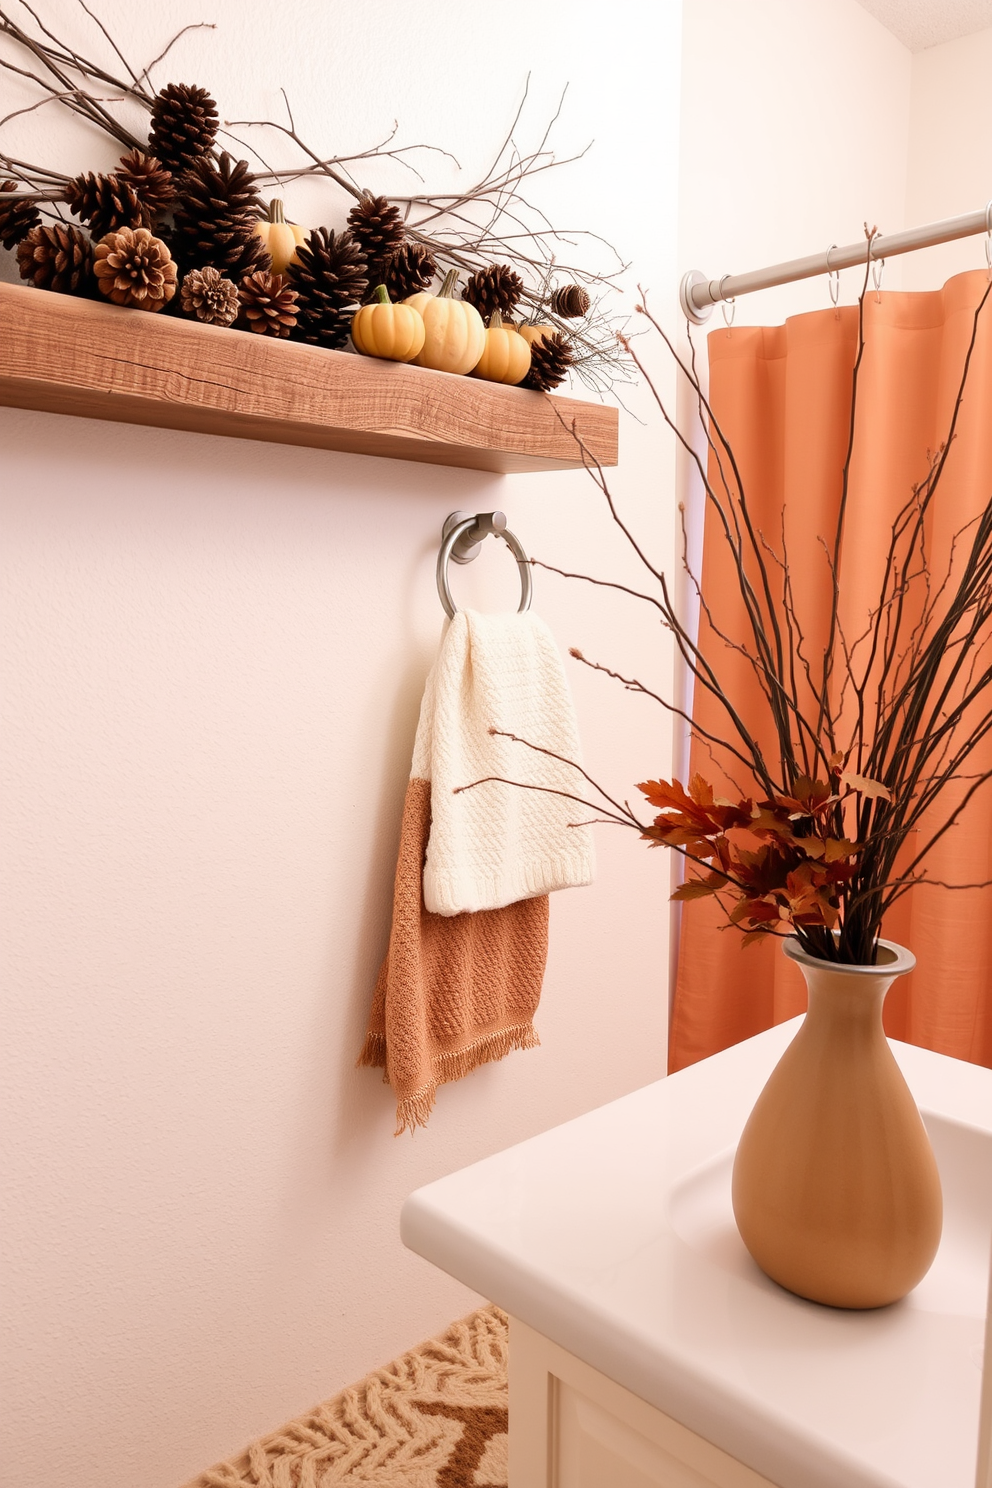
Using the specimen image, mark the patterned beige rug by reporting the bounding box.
[184,1306,509,1488]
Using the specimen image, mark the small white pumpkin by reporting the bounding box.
[405,268,486,375]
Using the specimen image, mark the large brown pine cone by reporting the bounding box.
[462,263,524,323]
[0,181,41,249]
[380,241,436,300]
[346,193,405,272]
[16,223,94,294]
[93,226,177,311]
[287,228,368,349]
[238,270,298,337]
[522,330,573,391]
[294,304,355,350]
[548,283,591,319]
[171,153,270,281]
[64,171,144,238]
[116,150,176,225]
[180,265,239,326]
[148,83,219,177]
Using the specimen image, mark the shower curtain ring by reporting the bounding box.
[718,274,735,328]
[872,237,885,303]
[826,244,840,307]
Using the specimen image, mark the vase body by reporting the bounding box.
[731,936,943,1309]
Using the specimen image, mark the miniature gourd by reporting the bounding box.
[404,268,486,375]
[351,285,426,362]
[518,323,555,348]
[254,199,306,275]
[470,309,531,385]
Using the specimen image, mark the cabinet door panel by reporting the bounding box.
[509,1318,779,1488]
[556,1380,729,1488]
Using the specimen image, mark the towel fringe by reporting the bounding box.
[356,1030,388,1070]
[395,1023,541,1135]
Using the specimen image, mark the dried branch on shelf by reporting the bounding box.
[0,2,629,393]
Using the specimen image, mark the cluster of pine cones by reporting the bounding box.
[0,81,590,388]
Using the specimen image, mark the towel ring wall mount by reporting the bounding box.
[437,511,533,619]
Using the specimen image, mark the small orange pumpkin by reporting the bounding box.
[254,199,307,275]
[518,323,555,348]
[351,285,426,362]
[470,309,531,385]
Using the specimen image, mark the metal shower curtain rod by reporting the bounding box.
[680,201,992,324]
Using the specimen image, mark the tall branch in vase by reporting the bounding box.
[463,237,992,966]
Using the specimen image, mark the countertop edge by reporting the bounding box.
[400,1194,895,1488]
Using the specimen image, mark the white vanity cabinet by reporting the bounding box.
[510,1318,777,1488]
[401,1021,992,1488]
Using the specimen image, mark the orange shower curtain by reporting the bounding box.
[670,270,992,1074]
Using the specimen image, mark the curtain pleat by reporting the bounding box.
[670,270,992,1073]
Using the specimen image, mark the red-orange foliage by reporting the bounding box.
[637,769,870,947]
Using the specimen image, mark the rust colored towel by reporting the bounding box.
[360,609,591,1132]
[359,777,547,1133]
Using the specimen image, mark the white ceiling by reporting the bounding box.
[855,0,992,49]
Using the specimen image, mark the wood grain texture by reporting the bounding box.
[0,282,618,473]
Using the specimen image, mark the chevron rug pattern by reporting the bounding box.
[184,1306,509,1488]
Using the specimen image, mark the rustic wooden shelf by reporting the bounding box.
[0,282,618,474]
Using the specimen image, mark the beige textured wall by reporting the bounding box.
[671,0,913,819]
[0,3,679,1485]
[903,25,992,289]
[678,0,913,321]
[7,3,981,1486]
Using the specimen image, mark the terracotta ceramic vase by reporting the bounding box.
[731,936,943,1309]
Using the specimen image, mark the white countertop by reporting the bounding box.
[401,1020,992,1488]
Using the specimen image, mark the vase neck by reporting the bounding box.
[784,936,915,1036]
[800,960,896,1033]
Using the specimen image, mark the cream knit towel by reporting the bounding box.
[416,609,595,916]
[359,608,594,1131]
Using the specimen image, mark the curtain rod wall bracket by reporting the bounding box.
[680,270,714,326]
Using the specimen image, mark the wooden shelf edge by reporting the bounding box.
[0,282,619,475]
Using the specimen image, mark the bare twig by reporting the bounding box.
[0,12,629,392]
[526,265,992,962]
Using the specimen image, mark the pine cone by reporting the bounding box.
[380,241,436,300]
[64,171,144,238]
[462,263,524,323]
[238,270,298,337]
[523,330,573,391]
[16,222,94,295]
[287,228,368,349]
[346,193,405,273]
[148,82,219,176]
[180,265,239,326]
[171,153,270,281]
[93,226,177,311]
[117,149,175,225]
[549,283,591,319]
[298,304,356,351]
[0,181,40,249]
[154,220,177,255]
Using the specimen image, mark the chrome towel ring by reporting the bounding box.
[436,511,533,619]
